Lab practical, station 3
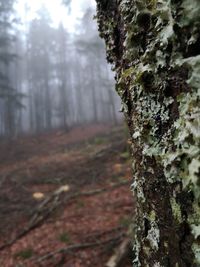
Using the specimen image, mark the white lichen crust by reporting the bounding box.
[96,0,200,266]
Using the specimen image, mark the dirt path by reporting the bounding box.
[0,124,134,267]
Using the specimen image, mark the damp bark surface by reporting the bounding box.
[95,1,200,266]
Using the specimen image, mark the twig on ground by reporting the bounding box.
[0,180,130,251]
[105,238,131,267]
[105,223,135,267]
[83,226,123,242]
[90,140,125,159]
[34,234,123,263]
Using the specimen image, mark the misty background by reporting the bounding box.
[0,0,122,138]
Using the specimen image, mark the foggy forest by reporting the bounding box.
[0,1,133,267]
[0,0,121,138]
[0,0,199,266]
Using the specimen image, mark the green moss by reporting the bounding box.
[94,137,106,145]
[149,210,156,222]
[59,232,71,243]
[170,198,182,223]
[14,248,33,259]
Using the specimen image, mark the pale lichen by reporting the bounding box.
[96,0,200,265]
[146,221,160,251]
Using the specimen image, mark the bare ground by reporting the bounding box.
[0,124,134,267]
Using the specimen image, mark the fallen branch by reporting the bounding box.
[35,234,123,263]
[72,180,130,198]
[0,180,130,251]
[105,238,131,267]
[83,226,123,242]
[90,140,125,159]
[105,223,134,267]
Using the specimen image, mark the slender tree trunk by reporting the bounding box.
[90,65,98,122]
[75,62,85,124]
[96,1,200,266]
[44,76,52,130]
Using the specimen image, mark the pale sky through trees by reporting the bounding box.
[5,0,120,135]
[16,0,96,31]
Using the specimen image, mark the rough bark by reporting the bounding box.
[95,1,200,266]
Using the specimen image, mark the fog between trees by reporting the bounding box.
[0,1,121,137]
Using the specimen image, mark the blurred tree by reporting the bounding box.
[75,7,118,124]
[27,5,54,132]
[54,23,71,130]
[62,0,71,7]
[0,0,24,136]
[0,1,121,137]
[96,0,200,266]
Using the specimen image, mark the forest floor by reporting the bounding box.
[0,124,134,267]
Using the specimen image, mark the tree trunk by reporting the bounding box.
[95,1,200,266]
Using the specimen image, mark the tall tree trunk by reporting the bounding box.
[90,65,98,122]
[95,1,200,266]
[44,76,52,130]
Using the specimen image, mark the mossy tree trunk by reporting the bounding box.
[95,1,200,266]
